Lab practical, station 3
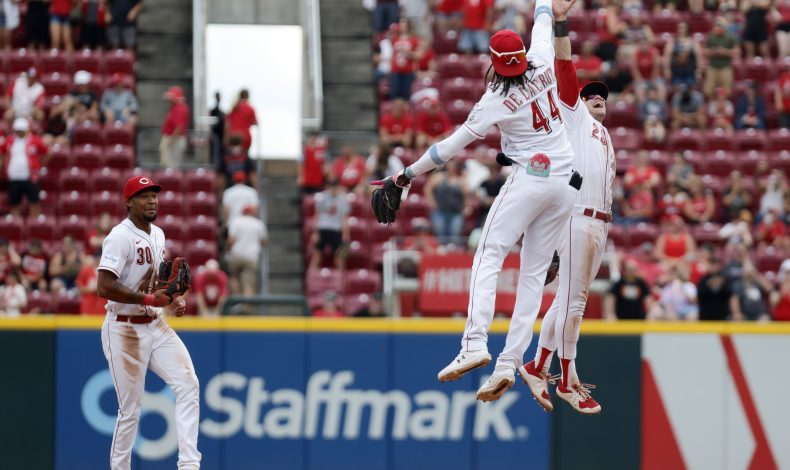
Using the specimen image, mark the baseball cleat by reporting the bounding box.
[476,367,516,401]
[556,381,601,415]
[437,350,492,382]
[519,360,558,412]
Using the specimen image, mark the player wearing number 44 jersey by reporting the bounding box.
[97,175,201,470]
[518,0,616,415]
[374,0,582,401]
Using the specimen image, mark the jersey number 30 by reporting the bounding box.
[532,90,562,133]
[136,247,153,265]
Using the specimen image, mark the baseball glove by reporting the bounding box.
[496,152,514,167]
[371,179,404,224]
[544,250,560,285]
[156,257,191,302]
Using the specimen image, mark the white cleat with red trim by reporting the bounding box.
[437,350,492,382]
[555,381,602,415]
[519,360,556,412]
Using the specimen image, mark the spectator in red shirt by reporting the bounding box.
[435,0,464,31]
[594,3,625,63]
[630,43,665,103]
[756,210,789,250]
[458,0,493,54]
[21,239,48,292]
[1,118,49,216]
[771,274,790,321]
[76,255,106,315]
[49,0,74,51]
[389,21,419,100]
[313,290,344,317]
[621,182,656,225]
[194,259,229,317]
[573,41,604,85]
[218,134,256,189]
[331,146,366,190]
[4,68,45,125]
[682,175,716,225]
[654,215,696,270]
[300,131,329,194]
[403,218,439,254]
[775,71,790,129]
[624,150,662,193]
[379,97,414,148]
[415,97,452,148]
[708,87,735,135]
[0,238,21,280]
[225,89,258,151]
[160,86,189,168]
[657,182,689,222]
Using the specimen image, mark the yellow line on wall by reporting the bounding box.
[1,315,790,335]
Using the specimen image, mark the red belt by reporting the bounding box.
[115,314,156,324]
[582,208,612,223]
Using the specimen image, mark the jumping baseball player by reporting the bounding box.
[97,175,201,470]
[372,0,581,401]
[518,0,615,414]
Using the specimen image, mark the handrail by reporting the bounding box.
[220,294,311,316]
[303,0,324,130]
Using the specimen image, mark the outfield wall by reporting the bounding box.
[0,317,788,470]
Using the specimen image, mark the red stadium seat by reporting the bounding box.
[59,166,91,192]
[58,214,89,242]
[615,149,632,174]
[610,127,641,151]
[756,248,786,272]
[184,239,217,267]
[648,150,671,174]
[40,72,70,95]
[184,215,216,241]
[775,150,790,174]
[23,291,54,314]
[680,150,707,174]
[186,191,217,217]
[104,49,135,74]
[345,192,368,218]
[735,129,768,151]
[73,48,101,73]
[86,73,107,96]
[465,54,490,78]
[769,128,790,151]
[604,102,639,128]
[72,120,103,145]
[437,54,467,78]
[345,241,373,270]
[72,143,104,170]
[306,268,342,296]
[442,77,478,102]
[342,269,382,295]
[343,293,371,316]
[691,222,724,248]
[685,11,712,34]
[184,168,216,193]
[8,48,37,73]
[434,30,460,55]
[37,168,60,193]
[567,11,591,34]
[668,128,705,151]
[38,48,69,73]
[91,191,125,218]
[704,129,735,151]
[157,191,184,217]
[743,57,774,83]
[0,214,24,242]
[105,144,135,169]
[105,121,135,146]
[58,190,90,216]
[370,221,403,244]
[705,150,739,177]
[90,168,121,192]
[650,10,682,34]
[46,143,73,172]
[401,193,430,219]
[53,291,81,314]
[35,191,57,216]
[738,150,770,176]
[165,238,184,258]
[155,214,186,242]
[347,217,370,243]
[446,99,474,125]
[26,215,56,241]
[628,223,659,249]
[154,168,185,193]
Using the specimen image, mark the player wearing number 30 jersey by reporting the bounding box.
[380,0,581,402]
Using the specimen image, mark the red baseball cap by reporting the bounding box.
[123,175,161,200]
[110,73,124,86]
[164,86,184,101]
[489,30,528,77]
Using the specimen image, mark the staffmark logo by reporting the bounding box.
[82,370,528,460]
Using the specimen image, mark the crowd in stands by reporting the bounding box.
[297,0,790,319]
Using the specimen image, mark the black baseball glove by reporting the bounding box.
[371,179,404,224]
[156,257,191,302]
[544,250,560,285]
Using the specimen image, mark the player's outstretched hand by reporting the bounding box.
[150,289,174,307]
[171,295,187,317]
[552,0,577,20]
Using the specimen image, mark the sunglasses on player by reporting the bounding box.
[489,47,527,65]
[582,94,605,102]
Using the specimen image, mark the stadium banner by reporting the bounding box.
[0,330,55,470]
[418,253,521,314]
[53,329,550,470]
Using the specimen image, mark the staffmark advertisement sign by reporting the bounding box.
[55,330,549,470]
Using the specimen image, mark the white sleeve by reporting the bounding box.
[406,126,478,178]
[527,0,555,65]
[98,233,130,278]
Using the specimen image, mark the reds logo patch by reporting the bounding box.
[525,153,551,177]
[139,177,150,184]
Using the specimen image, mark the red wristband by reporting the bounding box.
[142,294,155,306]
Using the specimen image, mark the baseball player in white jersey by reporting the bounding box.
[97,175,201,470]
[517,0,615,414]
[382,0,581,401]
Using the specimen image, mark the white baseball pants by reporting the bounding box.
[537,213,608,361]
[461,169,577,369]
[101,315,201,470]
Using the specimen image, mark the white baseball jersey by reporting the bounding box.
[462,40,575,176]
[98,218,167,316]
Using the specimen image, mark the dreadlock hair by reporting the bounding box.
[485,62,538,96]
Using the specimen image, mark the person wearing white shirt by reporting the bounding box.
[0,271,27,317]
[5,68,45,123]
[222,171,259,225]
[227,205,268,296]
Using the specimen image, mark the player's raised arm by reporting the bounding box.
[393,121,479,184]
[529,0,556,61]
[553,0,581,107]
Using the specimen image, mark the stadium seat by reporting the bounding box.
[705,150,739,177]
[105,121,135,146]
[442,77,478,102]
[610,127,641,151]
[769,128,790,151]
[370,221,403,244]
[157,191,184,217]
[756,248,786,272]
[615,149,632,174]
[39,48,69,73]
[343,293,371,316]
[345,241,373,270]
[433,30,460,55]
[628,223,659,249]
[37,168,60,193]
[156,214,186,242]
[91,191,125,218]
[648,150,670,174]
[650,10,682,34]
[105,144,135,169]
[58,190,90,216]
[392,146,416,166]
[466,54,490,78]
[72,143,104,170]
[685,11,712,34]
[186,191,217,217]
[691,222,724,248]
[104,49,135,74]
[704,129,735,151]
[347,217,370,243]
[743,57,773,83]
[72,120,103,146]
[26,215,56,241]
[401,193,429,219]
[35,191,57,216]
[680,150,707,174]
[735,129,768,151]
[154,168,185,193]
[184,215,216,241]
[72,48,101,73]
[446,99,474,125]
[0,214,24,242]
[567,11,591,34]
[604,102,639,128]
[53,291,81,314]
[165,238,184,258]
[58,214,89,242]
[345,192,368,218]
[184,168,216,193]
[668,128,705,151]
[409,175,426,195]
[306,268,342,296]
[46,143,73,172]
[184,239,217,267]
[774,150,790,174]
[59,166,91,192]
[90,168,121,192]
[342,269,382,295]
[40,72,70,95]
[8,48,37,73]
[23,291,53,314]
[437,54,467,78]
